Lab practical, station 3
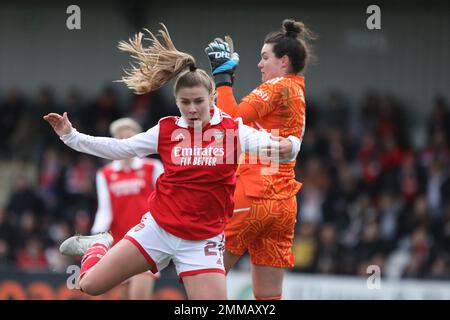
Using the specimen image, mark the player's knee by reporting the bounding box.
[253,286,282,298]
[79,277,104,296]
[252,278,283,298]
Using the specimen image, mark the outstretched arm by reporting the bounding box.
[237,119,300,163]
[43,112,159,160]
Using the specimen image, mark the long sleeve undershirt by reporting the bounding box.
[217,86,261,123]
[60,119,299,164]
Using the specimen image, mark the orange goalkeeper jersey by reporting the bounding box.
[217,75,306,199]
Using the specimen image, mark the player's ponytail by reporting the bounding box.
[118,23,197,94]
[265,19,316,73]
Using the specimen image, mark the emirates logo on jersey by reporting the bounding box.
[173,146,225,166]
[134,222,145,232]
[110,178,146,196]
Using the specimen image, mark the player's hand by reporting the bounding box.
[205,37,239,75]
[269,135,293,162]
[205,36,239,87]
[43,112,73,137]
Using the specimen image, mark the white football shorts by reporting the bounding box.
[124,212,225,279]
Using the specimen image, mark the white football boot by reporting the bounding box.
[59,232,113,256]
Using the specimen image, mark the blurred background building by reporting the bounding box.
[0,0,449,299]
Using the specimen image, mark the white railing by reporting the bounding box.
[227,271,450,300]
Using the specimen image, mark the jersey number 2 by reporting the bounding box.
[204,241,217,256]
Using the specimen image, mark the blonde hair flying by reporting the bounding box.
[118,23,196,94]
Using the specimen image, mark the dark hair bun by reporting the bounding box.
[282,19,304,38]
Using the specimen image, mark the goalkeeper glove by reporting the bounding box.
[205,36,239,87]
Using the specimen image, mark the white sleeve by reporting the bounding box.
[237,119,300,164]
[91,171,112,234]
[237,118,272,155]
[150,159,164,188]
[60,124,160,160]
[286,135,301,162]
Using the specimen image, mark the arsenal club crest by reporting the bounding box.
[213,130,224,141]
[137,170,145,177]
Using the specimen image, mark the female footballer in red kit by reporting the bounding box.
[91,117,163,299]
[44,25,301,299]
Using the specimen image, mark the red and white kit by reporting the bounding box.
[91,157,163,245]
[61,106,300,277]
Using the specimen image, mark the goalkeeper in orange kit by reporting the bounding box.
[205,19,315,300]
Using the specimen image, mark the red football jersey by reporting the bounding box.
[148,114,239,240]
[98,159,160,245]
[62,106,297,242]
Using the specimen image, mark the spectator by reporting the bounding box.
[0,208,18,251]
[128,89,178,129]
[0,85,448,280]
[6,174,46,221]
[37,148,63,213]
[378,192,401,246]
[0,238,15,270]
[427,95,450,145]
[0,89,26,158]
[397,151,425,203]
[398,196,433,237]
[424,255,450,280]
[292,222,317,273]
[80,86,122,136]
[355,220,386,264]
[312,223,341,274]
[16,237,49,271]
[401,227,434,279]
[425,159,448,221]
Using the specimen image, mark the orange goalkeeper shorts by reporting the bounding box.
[224,177,297,268]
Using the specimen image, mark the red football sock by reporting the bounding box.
[79,243,108,282]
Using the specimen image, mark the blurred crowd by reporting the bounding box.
[0,86,449,281]
[290,92,450,280]
[0,86,177,273]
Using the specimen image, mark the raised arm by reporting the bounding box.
[43,112,159,160]
[204,37,257,121]
[216,86,261,123]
